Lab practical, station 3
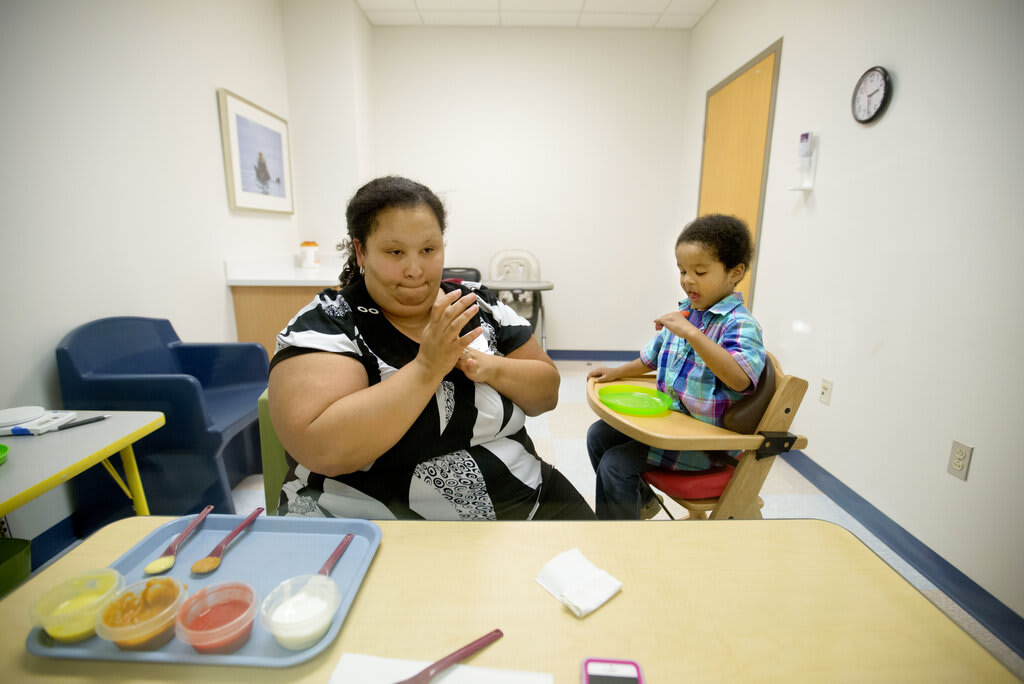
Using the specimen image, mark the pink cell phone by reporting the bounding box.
[582,658,644,684]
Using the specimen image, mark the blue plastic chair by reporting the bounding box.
[56,317,269,534]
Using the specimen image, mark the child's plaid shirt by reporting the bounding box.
[639,292,766,470]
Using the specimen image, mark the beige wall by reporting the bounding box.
[0,0,301,536]
[370,27,690,353]
[1,0,1022,620]
[685,0,1024,615]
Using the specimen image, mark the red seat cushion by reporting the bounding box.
[643,466,735,500]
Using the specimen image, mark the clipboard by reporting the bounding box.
[0,411,77,436]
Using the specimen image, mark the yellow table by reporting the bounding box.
[0,411,164,517]
[0,516,1014,682]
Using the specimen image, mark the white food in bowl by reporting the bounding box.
[260,574,341,650]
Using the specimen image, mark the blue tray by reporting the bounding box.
[26,514,382,667]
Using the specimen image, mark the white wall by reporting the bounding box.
[371,27,690,352]
[684,0,1024,615]
[2,0,1021,622]
[281,0,373,260]
[0,0,297,537]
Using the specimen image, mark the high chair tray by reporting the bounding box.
[26,514,382,667]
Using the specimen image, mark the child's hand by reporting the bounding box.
[654,310,695,338]
[587,366,619,383]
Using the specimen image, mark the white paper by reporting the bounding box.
[329,653,553,684]
[535,548,622,618]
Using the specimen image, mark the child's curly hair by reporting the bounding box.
[676,214,753,272]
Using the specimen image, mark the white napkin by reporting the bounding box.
[329,653,553,684]
[535,548,622,618]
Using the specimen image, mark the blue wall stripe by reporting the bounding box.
[781,450,1024,661]
[548,349,636,361]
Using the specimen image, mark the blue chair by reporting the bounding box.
[56,317,269,534]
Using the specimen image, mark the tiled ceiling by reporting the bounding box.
[355,0,717,29]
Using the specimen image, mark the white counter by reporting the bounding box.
[224,256,342,287]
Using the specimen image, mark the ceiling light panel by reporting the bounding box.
[502,0,583,10]
[656,13,700,28]
[583,0,670,13]
[665,0,716,14]
[579,13,659,28]
[416,0,499,10]
[421,10,500,25]
[357,0,417,9]
[502,12,579,27]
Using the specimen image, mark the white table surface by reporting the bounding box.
[0,410,164,517]
[224,256,342,287]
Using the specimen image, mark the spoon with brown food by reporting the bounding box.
[190,507,263,575]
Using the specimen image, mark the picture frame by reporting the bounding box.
[217,88,294,214]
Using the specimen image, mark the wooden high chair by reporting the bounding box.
[586,353,808,520]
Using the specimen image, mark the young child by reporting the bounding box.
[587,214,766,520]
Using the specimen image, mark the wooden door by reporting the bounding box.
[697,40,782,309]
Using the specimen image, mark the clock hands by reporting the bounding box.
[852,66,890,123]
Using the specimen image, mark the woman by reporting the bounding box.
[268,176,594,520]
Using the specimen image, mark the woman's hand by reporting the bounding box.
[416,289,482,378]
[457,336,560,416]
[457,348,490,383]
[654,310,695,339]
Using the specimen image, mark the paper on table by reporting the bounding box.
[0,410,76,436]
[536,548,622,618]
[329,653,553,684]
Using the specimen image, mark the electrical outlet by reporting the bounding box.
[947,441,973,481]
[818,379,833,406]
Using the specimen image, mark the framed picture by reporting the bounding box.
[217,88,294,213]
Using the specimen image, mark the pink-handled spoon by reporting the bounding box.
[319,533,355,576]
[143,505,214,575]
[394,629,504,683]
[190,506,264,575]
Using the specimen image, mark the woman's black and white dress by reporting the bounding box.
[271,278,593,520]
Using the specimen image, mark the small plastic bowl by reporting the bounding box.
[95,576,187,651]
[259,574,341,651]
[175,581,256,654]
[31,568,125,643]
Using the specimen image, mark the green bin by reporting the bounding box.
[0,537,32,598]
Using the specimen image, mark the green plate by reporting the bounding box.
[0,443,7,467]
[598,384,672,417]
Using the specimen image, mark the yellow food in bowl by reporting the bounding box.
[32,568,125,643]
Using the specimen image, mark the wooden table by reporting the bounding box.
[587,374,808,451]
[0,516,1014,682]
[0,411,164,517]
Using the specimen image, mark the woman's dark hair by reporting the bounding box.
[336,176,447,287]
[676,214,753,272]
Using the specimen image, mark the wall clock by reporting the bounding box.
[851,66,892,123]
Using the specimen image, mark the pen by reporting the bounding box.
[57,415,111,431]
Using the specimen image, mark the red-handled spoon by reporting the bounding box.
[319,533,355,575]
[393,629,504,683]
[144,505,214,575]
[190,506,263,574]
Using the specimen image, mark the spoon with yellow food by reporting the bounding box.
[144,505,214,575]
[190,506,264,575]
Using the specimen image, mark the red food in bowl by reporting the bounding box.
[175,581,256,654]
